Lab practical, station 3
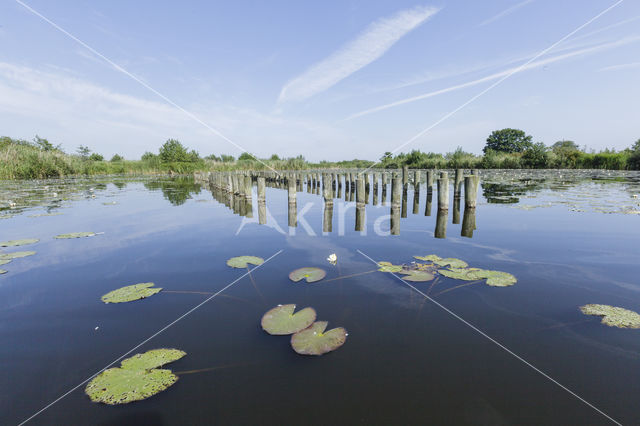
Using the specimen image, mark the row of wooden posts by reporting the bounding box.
[195,166,480,210]
[195,167,479,238]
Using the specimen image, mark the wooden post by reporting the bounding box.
[402,165,409,189]
[288,174,296,202]
[454,169,463,198]
[391,172,402,206]
[244,174,252,199]
[257,176,266,200]
[464,175,479,209]
[437,172,449,211]
[426,170,434,193]
[356,175,365,204]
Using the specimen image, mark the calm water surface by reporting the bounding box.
[1,171,640,425]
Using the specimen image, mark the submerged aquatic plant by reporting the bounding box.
[579,304,640,329]
[85,348,186,405]
[291,321,347,356]
[54,232,96,239]
[289,267,326,283]
[0,251,36,260]
[0,238,39,247]
[261,304,316,335]
[226,256,264,268]
[101,283,162,303]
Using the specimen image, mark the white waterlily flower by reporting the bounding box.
[327,253,337,264]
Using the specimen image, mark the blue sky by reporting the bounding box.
[0,0,638,160]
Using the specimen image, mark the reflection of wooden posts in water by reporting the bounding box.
[401,187,407,218]
[381,172,388,205]
[452,195,460,224]
[355,203,365,232]
[323,173,334,233]
[356,175,365,204]
[464,175,479,209]
[364,173,370,204]
[306,173,312,193]
[412,170,420,214]
[461,207,476,238]
[425,191,432,216]
[258,200,266,225]
[372,172,379,205]
[454,169,463,198]
[435,208,447,238]
[437,172,449,211]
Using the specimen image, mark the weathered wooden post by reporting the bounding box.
[356,175,365,204]
[381,172,387,205]
[288,174,296,203]
[464,175,479,209]
[391,171,402,206]
[437,172,449,211]
[257,175,266,201]
[402,165,409,190]
[244,174,252,199]
[454,169,463,198]
[426,170,434,194]
[412,170,420,215]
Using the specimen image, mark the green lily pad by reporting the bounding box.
[0,269,6,275]
[437,268,477,281]
[291,321,347,356]
[54,232,96,239]
[0,239,39,247]
[289,267,326,283]
[413,255,442,262]
[85,348,186,405]
[120,348,187,370]
[480,270,517,287]
[434,258,468,268]
[261,304,317,335]
[101,283,162,304]
[226,256,264,268]
[399,270,434,282]
[0,251,36,260]
[0,259,11,266]
[579,304,640,329]
[377,261,403,273]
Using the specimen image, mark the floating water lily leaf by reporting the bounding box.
[433,258,468,268]
[291,321,347,356]
[289,267,326,283]
[579,304,640,329]
[399,270,434,282]
[101,283,162,304]
[102,202,118,205]
[28,212,63,218]
[377,261,403,273]
[54,232,96,239]
[437,268,477,281]
[0,251,36,260]
[481,270,517,287]
[85,348,186,405]
[414,255,441,262]
[0,239,39,247]
[0,269,6,275]
[226,256,264,268]
[0,259,11,266]
[120,348,186,370]
[261,304,316,335]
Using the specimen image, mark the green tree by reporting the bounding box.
[220,154,235,162]
[551,140,579,151]
[77,145,91,159]
[522,142,549,168]
[88,153,104,161]
[629,138,640,170]
[33,135,61,151]
[159,139,191,163]
[238,152,254,161]
[483,129,533,153]
[270,154,280,161]
[110,154,124,162]
[141,151,157,161]
[205,154,222,161]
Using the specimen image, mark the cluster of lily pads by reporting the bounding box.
[377,254,517,287]
[261,304,347,356]
[0,233,99,275]
[579,304,640,329]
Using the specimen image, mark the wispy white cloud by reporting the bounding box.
[277,5,439,104]
[478,0,534,27]
[344,36,640,121]
[598,61,640,72]
[0,62,349,159]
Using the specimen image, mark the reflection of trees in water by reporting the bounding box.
[481,179,546,204]
[144,177,202,206]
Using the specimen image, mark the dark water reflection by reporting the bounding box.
[1,171,640,425]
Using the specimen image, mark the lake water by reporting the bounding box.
[1,170,640,425]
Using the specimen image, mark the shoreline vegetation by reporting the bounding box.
[2,129,639,180]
